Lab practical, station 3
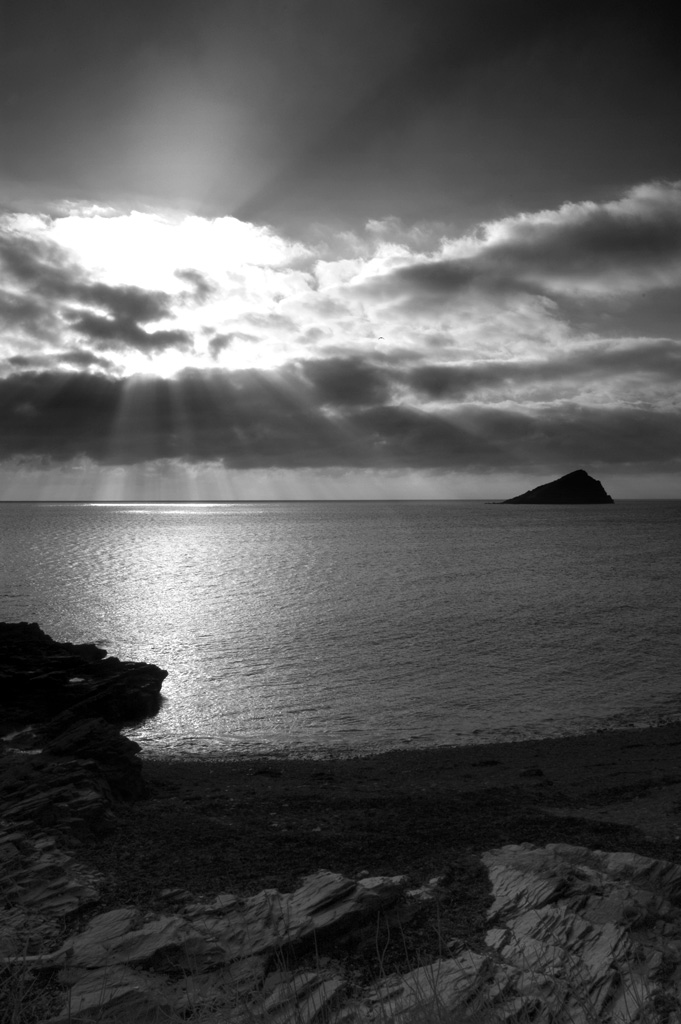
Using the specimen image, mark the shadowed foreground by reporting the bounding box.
[4,621,681,1021]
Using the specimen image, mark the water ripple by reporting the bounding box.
[1,500,680,757]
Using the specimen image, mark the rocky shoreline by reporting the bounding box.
[4,623,681,1023]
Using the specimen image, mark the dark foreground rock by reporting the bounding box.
[42,715,147,800]
[0,621,166,733]
[0,624,166,1018]
[0,622,164,812]
[503,468,614,504]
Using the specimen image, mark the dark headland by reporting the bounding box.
[502,468,614,504]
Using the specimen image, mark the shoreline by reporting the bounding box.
[128,713,681,766]
[137,718,681,812]
[78,718,681,903]
[138,718,681,815]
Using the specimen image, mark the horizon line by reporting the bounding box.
[1,497,678,504]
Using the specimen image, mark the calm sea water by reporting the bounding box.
[1,500,680,759]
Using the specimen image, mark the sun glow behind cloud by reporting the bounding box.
[49,208,310,287]
[4,206,320,376]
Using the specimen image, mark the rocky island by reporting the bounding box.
[5,623,681,1023]
[503,468,614,504]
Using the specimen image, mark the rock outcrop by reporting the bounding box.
[1,622,165,816]
[477,842,681,1024]
[0,751,116,836]
[0,621,166,732]
[352,842,681,1024]
[10,870,410,1024]
[503,469,614,504]
[5,842,681,1024]
[41,714,147,800]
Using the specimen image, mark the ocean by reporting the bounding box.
[1,500,679,759]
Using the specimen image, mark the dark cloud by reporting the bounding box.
[475,404,681,470]
[6,355,43,369]
[407,341,681,399]
[0,368,349,466]
[407,362,505,399]
[477,184,681,290]
[345,401,681,472]
[391,259,492,296]
[348,404,498,465]
[208,332,258,359]
[79,282,170,323]
[0,231,76,297]
[560,285,681,340]
[0,288,49,330]
[175,269,214,303]
[361,183,681,307]
[69,311,192,353]
[6,349,115,372]
[299,356,391,406]
[58,349,117,371]
[0,372,121,462]
[1,364,679,474]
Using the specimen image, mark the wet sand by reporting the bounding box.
[141,720,681,837]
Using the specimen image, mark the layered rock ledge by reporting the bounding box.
[8,833,681,1024]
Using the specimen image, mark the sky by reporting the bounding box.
[1,0,680,499]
